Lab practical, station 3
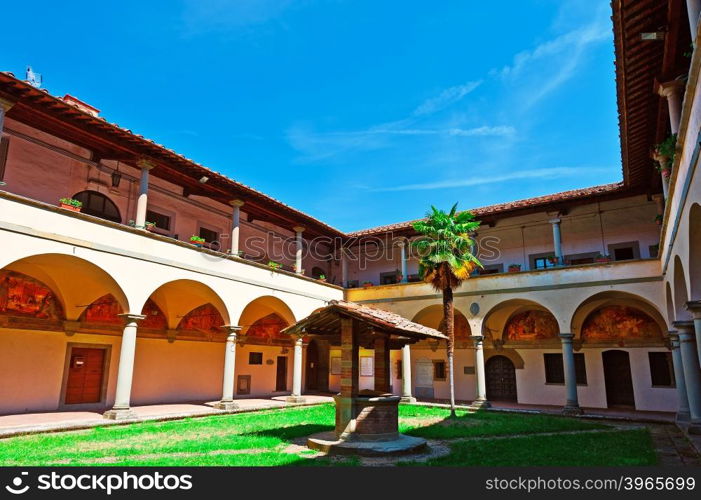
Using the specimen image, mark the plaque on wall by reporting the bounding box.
[360,356,374,377]
[415,358,434,387]
[330,356,341,375]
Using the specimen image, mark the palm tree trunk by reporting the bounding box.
[442,283,456,418]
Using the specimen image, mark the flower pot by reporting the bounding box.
[662,168,671,178]
[60,203,81,212]
[145,224,156,232]
[190,241,203,248]
[508,266,521,273]
[595,258,610,264]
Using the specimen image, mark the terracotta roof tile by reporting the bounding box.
[347,182,624,236]
[283,300,447,340]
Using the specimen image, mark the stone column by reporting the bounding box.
[471,335,490,408]
[549,218,563,265]
[400,344,416,403]
[673,321,701,433]
[658,81,684,135]
[685,301,701,365]
[374,334,390,393]
[104,314,145,420]
[287,336,306,403]
[687,0,700,42]
[341,250,349,287]
[293,226,305,274]
[669,331,691,422]
[560,333,583,415]
[398,241,408,283]
[134,159,154,229]
[230,199,244,256]
[215,326,241,410]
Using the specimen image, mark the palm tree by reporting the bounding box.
[412,203,482,417]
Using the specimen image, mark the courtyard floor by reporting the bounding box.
[0,404,697,467]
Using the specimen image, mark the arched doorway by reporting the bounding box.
[485,355,517,402]
[73,191,122,223]
[602,350,635,408]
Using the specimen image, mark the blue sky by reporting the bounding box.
[1,0,620,231]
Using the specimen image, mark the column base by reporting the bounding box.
[286,395,307,404]
[213,400,239,411]
[103,408,138,420]
[469,398,491,409]
[400,396,417,404]
[676,410,691,423]
[562,404,583,416]
[687,421,701,435]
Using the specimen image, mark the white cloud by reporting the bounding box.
[287,124,515,162]
[370,167,611,192]
[412,81,481,116]
[496,14,611,108]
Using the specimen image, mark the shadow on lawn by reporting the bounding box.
[250,423,361,466]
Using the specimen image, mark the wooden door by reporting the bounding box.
[602,350,635,408]
[276,356,288,391]
[65,348,105,404]
[485,355,517,402]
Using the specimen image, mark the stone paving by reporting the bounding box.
[648,424,701,466]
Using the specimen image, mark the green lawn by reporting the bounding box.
[0,404,657,466]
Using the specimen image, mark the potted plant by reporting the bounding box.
[654,214,663,225]
[59,198,82,212]
[267,260,283,270]
[318,274,327,282]
[189,235,205,247]
[652,134,677,177]
[362,281,374,288]
[595,253,611,263]
[508,264,521,273]
[145,221,156,231]
[546,255,559,265]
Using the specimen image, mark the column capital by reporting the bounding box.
[685,300,701,317]
[118,313,146,324]
[293,225,306,233]
[0,97,15,112]
[673,320,695,332]
[559,332,574,341]
[548,218,561,225]
[657,79,685,98]
[667,330,679,349]
[229,199,245,208]
[471,335,485,344]
[136,158,156,170]
[221,325,242,338]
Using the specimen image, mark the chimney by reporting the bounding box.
[61,94,100,117]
